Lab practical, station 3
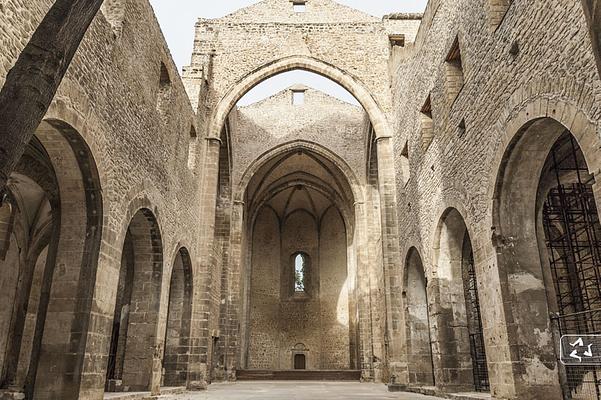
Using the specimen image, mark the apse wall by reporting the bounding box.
[248,206,349,370]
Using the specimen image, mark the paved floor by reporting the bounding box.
[158,382,446,400]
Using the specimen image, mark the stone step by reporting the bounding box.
[236,370,362,381]
[104,387,186,400]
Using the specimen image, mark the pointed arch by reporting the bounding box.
[163,247,193,387]
[237,140,363,205]
[404,247,435,386]
[210,56,392,140]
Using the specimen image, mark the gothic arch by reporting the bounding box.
[239,138,362,372]
[236,140,363,205]
[210,56,393,140]
[471,83,601,398]
[163,246,193,387]
[0,118,104,400]
[486,84,601,208]
[403,247,435,386]
[106,207,164,392]
[430,207,489,392]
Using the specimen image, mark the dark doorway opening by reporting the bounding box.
[294,354,306,370]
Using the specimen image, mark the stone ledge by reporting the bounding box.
[104,387,186,400]
[388,385,491,400]
[383,13,424,20]
[0,390,25,400]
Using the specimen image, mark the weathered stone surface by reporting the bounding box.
[0,0,600,399]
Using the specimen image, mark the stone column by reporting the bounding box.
[30,128,104,400]
[188,136,222,389]
[353,201,375,381]
[374,136,404,381]
[221,200,244,380]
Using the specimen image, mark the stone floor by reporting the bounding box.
[157,382,446,400]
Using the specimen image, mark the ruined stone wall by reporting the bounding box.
[3,0,600,396]
[390,0,601,396]
[0,0,201,260]
[0,0,203,397]
[248,202,350,370]
[392,0,600,253]
[183,0,421,125]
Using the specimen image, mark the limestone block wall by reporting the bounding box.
[230,87,367,187]
[390,0,601,396]
[229,86,364,371]
[248,199,350,370]
[183,0,422,128]
[0,0,204,397]
[2,0,600,396]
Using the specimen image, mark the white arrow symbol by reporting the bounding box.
[570,338,585,347]
[570,349,582,362]
[585,344,593,357]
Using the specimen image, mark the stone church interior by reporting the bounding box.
[0,0,600,399]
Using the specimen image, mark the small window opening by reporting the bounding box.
[445,36,465,104]
[159,63,171,89]
[293,1,306,12]
[294,253,306,292]
[458,118,466,137]
[420,94,434,151]
[389,34,405,47]
[400,141,410,186]
[292,90,305,106]
[157,62,172,119]
[187,125,198,170]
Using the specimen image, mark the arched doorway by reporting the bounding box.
[0,120,102,399]
[0,141,56,398]
[404,248,435,387]
[494,117,601,399]
[162,247,193,387]
[432,208,489,392]
[105,208,163,393]
[241,145,358,373]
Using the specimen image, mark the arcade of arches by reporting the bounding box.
[1,0,601,399]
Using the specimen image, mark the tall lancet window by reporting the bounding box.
[294,253,307,293]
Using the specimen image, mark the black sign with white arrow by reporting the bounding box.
[560,335,601,365]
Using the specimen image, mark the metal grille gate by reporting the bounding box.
[462,236,490,392]
[543,133,601,400]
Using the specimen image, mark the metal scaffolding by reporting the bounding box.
[544,132,601,400]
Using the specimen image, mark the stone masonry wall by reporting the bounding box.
[2,0,600,397]
[0,0,203,398]
[390,0,601,396]
[183,0,421,128]
[230,86,367,188]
